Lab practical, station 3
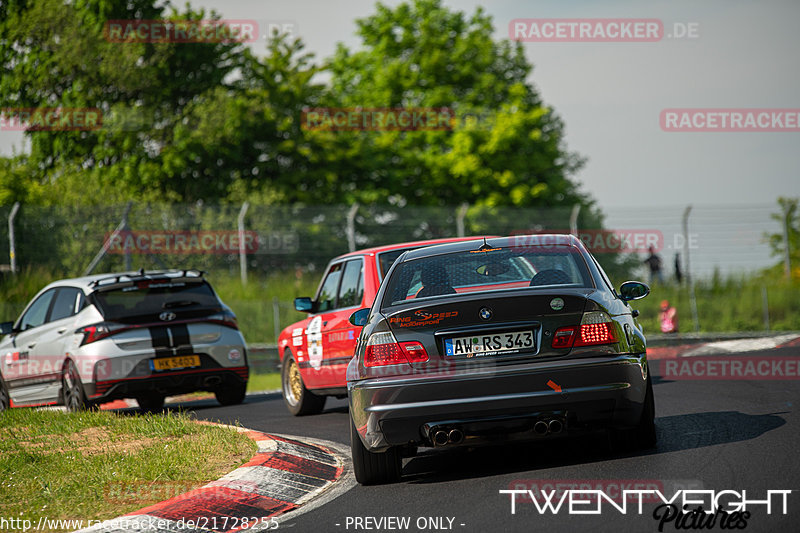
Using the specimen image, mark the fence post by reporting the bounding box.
[761,286,770,331]
[84,201,133,275]
[569,204,581,236]
[8,202,20,273]
[122,207,132,271]
[272,297,281,343]
[782,202,792,278]
[682,205,692,286]
[456,203,469,237]
[238,201,250,287]
[689,284,700,332]
[346,203,359,252]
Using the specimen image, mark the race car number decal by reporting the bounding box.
[292,327,304,346]
[306,316,323,370]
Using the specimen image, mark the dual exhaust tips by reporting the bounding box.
[432,428,464,447]
[430,418,565,446]
[534,418,563,436]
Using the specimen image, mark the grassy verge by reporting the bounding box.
[635,277,800,334]
[0,409,256,531]
[247,372,281,393]
[2,269,799,341]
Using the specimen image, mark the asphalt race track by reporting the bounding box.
[173,346,800,533]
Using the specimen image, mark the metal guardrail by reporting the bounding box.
[647,331,800,347]
[248,343,281,373]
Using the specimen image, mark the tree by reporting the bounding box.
[766,197,800,278]
[319,0,586,208]
[0,0,253,203]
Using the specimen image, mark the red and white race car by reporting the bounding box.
[278,237,491,415]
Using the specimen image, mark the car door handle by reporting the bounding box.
[27,343,36,349]
[57,327,67,334]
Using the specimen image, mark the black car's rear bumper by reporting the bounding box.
[348,353,648,451]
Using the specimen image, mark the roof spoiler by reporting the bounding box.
[89,269,206,288]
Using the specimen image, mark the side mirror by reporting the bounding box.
[294,297,315,313]
[619,281,650,301]
[349,308,370,327]
[0,321,14,335]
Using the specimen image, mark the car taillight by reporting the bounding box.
[208,310,239,330]
[552,327,577,348]
[575,311,617,346]
[399,341,429,363]
[364,332,429,367]
[77,323,122,345]
[552,311,617,349]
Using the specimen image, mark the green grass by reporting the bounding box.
[0,409,256,531]
[247,372,281,392]
[634,277,800,334]
[1,268,799,341]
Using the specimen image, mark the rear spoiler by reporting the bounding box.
[89,269,206,289]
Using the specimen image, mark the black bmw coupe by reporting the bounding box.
[346,234,654,484]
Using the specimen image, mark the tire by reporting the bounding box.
[281,352,326,416]
[62,360,92,412]
[135,393,165,412]
[215,381,247,406]
[0,371,10,412]
[350,418,401,485]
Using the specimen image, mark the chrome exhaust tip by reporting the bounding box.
[534,420,549,435]
[433,430,449,446]
[548,419,563,434]
[448,428,464,445]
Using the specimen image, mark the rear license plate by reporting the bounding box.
[445,330,535,357]
[151,355,201,371]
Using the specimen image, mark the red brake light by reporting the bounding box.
[575,322,616,346]
[77,323,126,345]
[574,311,617,346]
[364,332,426,367]
[78,324,111,345]
[552,327,577,349]
[552,312,617,349]
[399,341,429,363]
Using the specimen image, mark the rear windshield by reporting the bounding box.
[93,280,220,320]
[377,248,414,279]
[382,246,592,308]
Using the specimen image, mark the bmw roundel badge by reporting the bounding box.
[479,307,493,320]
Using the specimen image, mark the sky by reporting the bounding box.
[1,0,797,275]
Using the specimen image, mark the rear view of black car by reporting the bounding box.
[346,235,654,484]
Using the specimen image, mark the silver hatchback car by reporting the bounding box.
[0,270,248,412]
